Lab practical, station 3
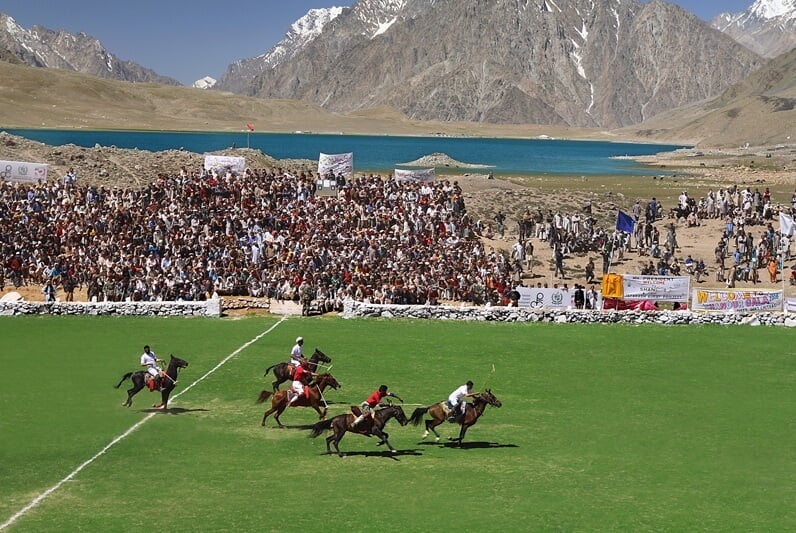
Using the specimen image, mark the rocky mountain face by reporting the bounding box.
[0,13,181,85]
[626,46,796,146]
[214,7,344,93]
[712,0,796,58]
[245,0,763,129]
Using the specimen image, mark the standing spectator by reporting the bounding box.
[41,280,56,302]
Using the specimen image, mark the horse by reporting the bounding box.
[409,389,502,445]
[256,373,340,428]
[263,348,331,391]
[309,403,409,457]
[115,354,189,409]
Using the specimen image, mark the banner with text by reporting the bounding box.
[0,160,48,183]
[394,168,435,183]
[692,289,783,312]
[318,152,354,179]
[204,155,246,175]
[622,275,690,302]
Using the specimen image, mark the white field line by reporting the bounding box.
[0,316,288,531]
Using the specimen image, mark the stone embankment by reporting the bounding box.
[342,301,796,327]
[0,300,220,317]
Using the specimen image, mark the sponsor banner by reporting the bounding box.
[692,289,783,312]
[204,155,246,175]
[318,152,353,179]
[622,275,690,302]
[0,160,48,183]
[787,298,796,313]
[516,287,602,310]
[394,168,435,183]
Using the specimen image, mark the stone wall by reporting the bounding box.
[342,300,796,327]
[0,299,221,317]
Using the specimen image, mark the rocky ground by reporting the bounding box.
[1,132,795,303]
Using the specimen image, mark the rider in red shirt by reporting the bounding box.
[288,361,314,405]
[351,385,402,428]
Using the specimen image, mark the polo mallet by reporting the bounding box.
[315,385,329,408]
[481,364,496,390]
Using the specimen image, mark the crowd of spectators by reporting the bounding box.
[0,166,525,308]
[2,166,791,309]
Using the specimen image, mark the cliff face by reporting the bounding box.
[246,0,762,128]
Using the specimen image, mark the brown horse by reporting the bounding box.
[263,348,331,391]
[256,373,340,427]
[115,354,189,409]
[308,404,409,457]
[408,389,502,445]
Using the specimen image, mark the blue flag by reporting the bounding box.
[616,210,635,234]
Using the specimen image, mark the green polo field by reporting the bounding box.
[1,315,794,531]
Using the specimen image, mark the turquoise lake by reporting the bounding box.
[5,129,686,176]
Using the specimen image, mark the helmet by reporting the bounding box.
[296,337,303,343]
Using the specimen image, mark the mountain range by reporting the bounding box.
[0,1,794,146]
[0,13,180,85]
[244,0,763,129]
[712,0,796,58]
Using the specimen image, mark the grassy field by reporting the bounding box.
[1,315,794,532]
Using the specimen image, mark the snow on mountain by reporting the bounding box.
[712,0,796,57]
[193,76,216,90]
[215,7,344,93]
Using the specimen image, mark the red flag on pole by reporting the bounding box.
[246,123,255,131]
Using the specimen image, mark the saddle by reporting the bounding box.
[440,401,452,417]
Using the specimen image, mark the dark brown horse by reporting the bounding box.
[309,404,409,457]
[409,389,502,445]
[115,355,189,409]
[256,373,340,427]
[263,348,331,391]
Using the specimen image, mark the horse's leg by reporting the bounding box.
[261,404,277,426]
[456,423,470,446]
[154,389,171,410]
[311,400,327,420]
[425,418,442,442]
[123,377,144,407]
[273,403,287,428]
[332,428,346,457]
[373,428,396,453]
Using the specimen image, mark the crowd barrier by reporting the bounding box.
[0,299,221,317]
[342,300,796,327]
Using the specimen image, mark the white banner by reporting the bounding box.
[0,160,48,183]
[786,298,796,313]
[395,168,435,183]
[691,289,783,312]
[516,287,602,310]
[622,275,690,302]
[318,152,353,179]
[204,155,246,175]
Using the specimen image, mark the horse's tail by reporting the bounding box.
[308,418,334,438]
[114,372,134,389]
[263,364,277,376]
[409,406,430,426]
[256,390,273,404]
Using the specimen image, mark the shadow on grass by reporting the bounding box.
[418,440,518,449]
[320,448,424,461]
[139,407,210,415]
